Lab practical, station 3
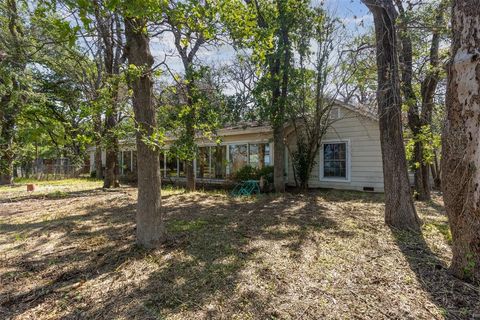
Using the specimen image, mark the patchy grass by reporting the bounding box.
[0,181,478,319]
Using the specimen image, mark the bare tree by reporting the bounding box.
[361,0,421,231]
[287,9,342,190]
[442,0,480,283]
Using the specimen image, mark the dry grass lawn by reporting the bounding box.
[0,179,478,319]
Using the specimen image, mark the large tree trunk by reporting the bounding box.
[362,0,421,231]
[185,80,196,192]
[0,0,25,186]
[94,3,120,189]
[102,107,119,188]
[125,16,165,248]
[93,112,103,179]
[395,0,431,201]
[442,0,480,283]
[0,94,14,185]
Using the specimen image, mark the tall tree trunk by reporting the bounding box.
[94,2,120,188]
[442,0,480,283]
[0,94,15,185]
[395,0,430,201]
[93,113,103,179]
[125,16,165,248]
[185,79,196,192]
[271,0,290,193]
[0,0,25,186]
[362,0,421,231]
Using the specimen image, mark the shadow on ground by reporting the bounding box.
[393,229,479,319]
[0,190,340,319]
[1,189,478,319]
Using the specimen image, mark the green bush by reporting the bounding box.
[257,165,274,183]
[232,165,258,181]
[232,165,274,183]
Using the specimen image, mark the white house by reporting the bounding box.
[88,101,385,192]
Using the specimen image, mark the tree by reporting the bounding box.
[124,13,165,248]
[162,0,222,191]
[361,0,421,231]
[287,8,344,190]
[223,0,311,192]
[442,0,480,283]
[395,0,448,200]
[0,0,28,185]
[91,0,124,188]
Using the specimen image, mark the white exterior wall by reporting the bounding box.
[286,106,384,192]
[87,106,385,192]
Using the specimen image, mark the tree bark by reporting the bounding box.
[442,0,480,283]
[93,2,120,188]
[395,0,430,201]
[124,16,165,248]
[0,0,25,186]
[185,78,196,192]
[362,0,421,231]
[93,112,103,179]
[0,92,15,185]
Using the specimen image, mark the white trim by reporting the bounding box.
[319,139,351,183]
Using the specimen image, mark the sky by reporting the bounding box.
[151,0,373,82]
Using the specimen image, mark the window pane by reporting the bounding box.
[323,143,347,178]
[229,144,248,173]
[249,143,270,168]
[212,146,227,179]
[196,147,211,179]
[124,151,132,173]
[166,155,177,177]
[179,160,186,177]
[249,144,259,168]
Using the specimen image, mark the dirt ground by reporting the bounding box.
[0,179,478,319]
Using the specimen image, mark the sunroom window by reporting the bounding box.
[323,142,347,179]
[229,144,248,173]
[249,143,271,168]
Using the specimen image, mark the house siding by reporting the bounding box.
[286,106,384,192]
[88,105,385,192]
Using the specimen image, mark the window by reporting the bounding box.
[329,107,340,120]
[123,151,132,174]
[178,160,186,177]
[196,147,212,178]
[211,146,227,179]
[229,144,248,173]
[165,154,178,177]
[248,143,270,168]
[322,142,347,179]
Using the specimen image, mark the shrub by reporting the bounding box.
[258,165,274,184]
[232,165,258,181]
[232,165,274,183]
